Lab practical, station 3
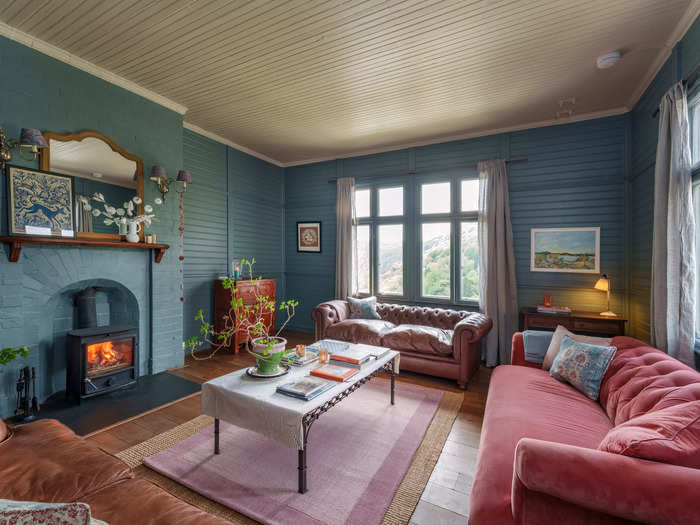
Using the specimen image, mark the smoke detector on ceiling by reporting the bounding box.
[91,172,103,178]
[597,51,621,69]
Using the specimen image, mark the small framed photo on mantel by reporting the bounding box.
[297,221,321,252]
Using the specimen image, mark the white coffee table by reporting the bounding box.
[201,345,399,493]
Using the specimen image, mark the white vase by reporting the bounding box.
[125,222,141,243]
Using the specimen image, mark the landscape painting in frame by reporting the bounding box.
[530,227,599,273]
[7,165,75,238]
[297,221,321,252]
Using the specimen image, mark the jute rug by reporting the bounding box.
[117,381,462,525]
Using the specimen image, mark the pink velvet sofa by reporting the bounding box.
[469,333,700,525]
[311,300,492,388]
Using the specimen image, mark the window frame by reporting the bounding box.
[353,173,480,307]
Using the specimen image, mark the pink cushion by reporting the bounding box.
[600,337,700,425]
[599,400,700,468]
[468,365,612,525]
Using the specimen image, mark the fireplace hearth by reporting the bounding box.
[66,287,138,401]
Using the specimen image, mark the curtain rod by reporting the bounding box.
[651,58,700,118]
[327,156,528,183]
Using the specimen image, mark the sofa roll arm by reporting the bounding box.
[454,312,492,343]
[311,300,350,340]
[513,438,700,525]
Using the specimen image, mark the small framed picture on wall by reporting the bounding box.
[297,221,321,252]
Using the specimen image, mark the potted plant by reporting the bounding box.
[0,346,28,366]
[186,258,298,374]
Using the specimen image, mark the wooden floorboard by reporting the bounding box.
[85,329,490,522]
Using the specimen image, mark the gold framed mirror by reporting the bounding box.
[40,130,144,240]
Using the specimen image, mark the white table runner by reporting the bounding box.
[201,347,399,449]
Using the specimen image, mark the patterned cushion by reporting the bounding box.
[550,336,617,401]
[0,499,107,525]
[347,296,381,320]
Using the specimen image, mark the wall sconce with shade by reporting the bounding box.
[594,274,617,317]
[0,127,48,169]
[150,166,192,201]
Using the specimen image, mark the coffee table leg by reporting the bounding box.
[298,447,307,493]
[214,418,220,454]
[390,358,395,405]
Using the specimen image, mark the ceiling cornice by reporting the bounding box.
[626,0,700,109]
[182,122,285,167]
[0,21,188,115]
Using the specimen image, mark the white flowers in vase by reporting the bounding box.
[79,193,163,232]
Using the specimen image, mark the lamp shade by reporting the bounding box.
[151,165,166,179]
[19,128,47,148]
[176,169,192,183]
[594,274,610,292]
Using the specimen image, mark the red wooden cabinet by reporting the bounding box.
[214,278,277,354]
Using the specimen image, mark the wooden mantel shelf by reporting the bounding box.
[0,236,169,263]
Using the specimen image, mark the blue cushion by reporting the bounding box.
[347,296,381,320]
[550,336,617,401]
[522,330,553,364]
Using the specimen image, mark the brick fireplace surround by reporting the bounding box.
[0,244,184,417]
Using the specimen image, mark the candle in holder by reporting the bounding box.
[318,348,329,364]
[295,344,306,358]
[234,266,240,279]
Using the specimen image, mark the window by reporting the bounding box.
[356,189,370,218]
[461,221,479,300]
[354,176,479,304]
[421,182,450,214]
[378,187,403,216]
[422,223,451,298]
[461,179,479,211]
[378,224,403,295]
[354,224,371,294]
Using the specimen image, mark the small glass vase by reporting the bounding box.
[118,222,128,236]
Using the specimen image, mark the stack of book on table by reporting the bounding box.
[276,377,335,401]
[281,351,318,367]
[536,305,571,314]
[310,364,359,382]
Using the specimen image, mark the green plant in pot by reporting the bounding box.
[0,346,29,366]
[186,258,298,374]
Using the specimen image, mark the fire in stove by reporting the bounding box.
[86,337,133,377]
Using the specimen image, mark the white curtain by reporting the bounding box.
[335,177,357,299]
[651,82,696,366]
[478,159,518,366]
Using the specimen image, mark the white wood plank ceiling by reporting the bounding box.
[0,0,696,165]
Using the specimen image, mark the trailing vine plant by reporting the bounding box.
[185,258,298,361]
[0,346,29,366]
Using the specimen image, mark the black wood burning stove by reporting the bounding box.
[66,287,138,401]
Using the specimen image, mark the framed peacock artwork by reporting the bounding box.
[6,165,75,238]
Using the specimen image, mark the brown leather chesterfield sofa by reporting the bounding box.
[0,418,227,525]
[312,300,492,388]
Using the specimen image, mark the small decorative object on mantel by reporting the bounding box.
[80,193,162,243]
[543,295,553,307]
[7,166,75,238]
[186,258,299,376]
[531,227,600,273]
[297,221,321,252]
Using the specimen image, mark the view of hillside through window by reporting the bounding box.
[353,179,479,301]
[378,224,403,294]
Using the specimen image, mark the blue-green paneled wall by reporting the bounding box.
[0,35,184,417]
[284,115,629,332]
[628,16,700,341]
[181,130,285,343]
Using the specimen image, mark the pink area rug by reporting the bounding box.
[143,381,442,525]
